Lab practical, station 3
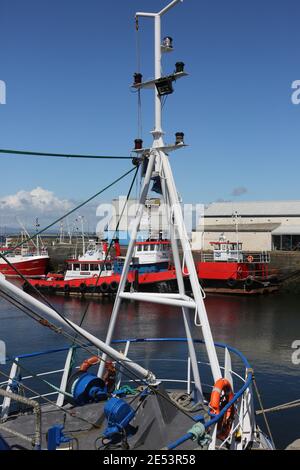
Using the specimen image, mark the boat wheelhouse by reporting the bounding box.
[209,239,244,262]
[64,259,113,281]
[64,239,171,280]
[132,239,170,270]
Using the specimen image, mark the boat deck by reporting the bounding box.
[0,389,209,451]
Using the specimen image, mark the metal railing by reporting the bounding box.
[0,388,41,449]
[201,251,271,264]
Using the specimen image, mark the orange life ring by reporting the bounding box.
[209,378,235,440]
[79,356,100,372]
[247,255,254,263]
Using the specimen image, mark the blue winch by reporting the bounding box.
[103,397,135,439]
[67,371,107,405]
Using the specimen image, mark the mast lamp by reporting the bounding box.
[161,36,173,53]
[175,62,185,73]
[155,77,174,96]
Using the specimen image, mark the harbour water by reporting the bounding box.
[1,289,299,449]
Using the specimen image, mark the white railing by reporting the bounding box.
[201,251,270,264]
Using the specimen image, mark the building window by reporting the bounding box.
[272,235,300,251]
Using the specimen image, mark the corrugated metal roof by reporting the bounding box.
[196,223,280,232]
[205,201,300,216]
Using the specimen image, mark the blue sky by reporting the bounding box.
[0,0,300,228]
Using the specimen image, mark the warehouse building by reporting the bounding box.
[103,197,169,243]
[192,201,300,252]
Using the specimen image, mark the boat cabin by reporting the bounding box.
[64,260,113,281]
[133,240,171,266]
[78,239,110,262]
[210,240,243,262]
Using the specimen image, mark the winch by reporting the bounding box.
[66,370,107,405]
[103,397,135,439]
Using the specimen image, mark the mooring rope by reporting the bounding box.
[251,370,275,446]
[256,398,300,415]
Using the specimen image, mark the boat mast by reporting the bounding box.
[99,0,222,395]
[35,218,40,255]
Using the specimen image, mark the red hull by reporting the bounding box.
[197,262,245,280]
[26,268,180,291]
[0,257,49,278]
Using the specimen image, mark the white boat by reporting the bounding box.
[63,238,171,281]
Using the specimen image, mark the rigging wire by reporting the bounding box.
[0,203,197,423]
[137,90,143,139]
[0,368,102,431]
[135,17,143,140]
[0,197,200,425]
[0,202,202,421]
[70,165,139,359]
[80,167,138,306]
[0,167,146,390]
[0,166,142,383]
[0,149,131,160]
[0,287,197,424]
[0,166,137,256]
[0,286,149,393]
[251,371,275,446]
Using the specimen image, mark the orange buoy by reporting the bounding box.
[79,356,100,372]
[209,378,235,440]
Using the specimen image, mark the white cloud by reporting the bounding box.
[0,187,72,213]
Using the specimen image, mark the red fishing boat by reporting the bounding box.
[24,238,180,295]
[195,235,279,294]
[0,238,49,278]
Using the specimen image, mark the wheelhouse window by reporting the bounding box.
[90,264,99,271]
[73,264,80,271]
[81,264,89,271]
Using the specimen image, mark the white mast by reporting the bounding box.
[99,0,222,397]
